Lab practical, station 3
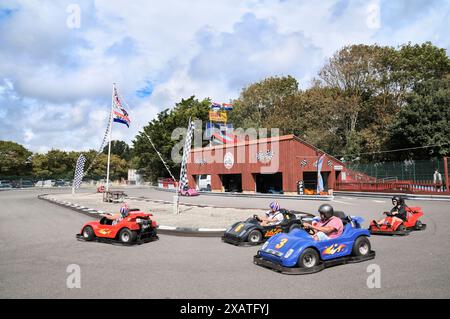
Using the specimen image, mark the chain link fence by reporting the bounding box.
[345,158,446,182]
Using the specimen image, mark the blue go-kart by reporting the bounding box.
[254,211,375,274]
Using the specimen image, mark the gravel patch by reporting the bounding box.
[44,192,266,228]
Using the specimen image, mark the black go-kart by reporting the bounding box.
[222,209,315,246]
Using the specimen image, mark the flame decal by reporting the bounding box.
[98,229,111,235]
[264,228,282,237]
[322,243,346,255]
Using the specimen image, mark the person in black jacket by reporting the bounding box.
[373,196,407,227]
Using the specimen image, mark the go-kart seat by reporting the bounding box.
[333,211,349,225]
[100,217,113,225]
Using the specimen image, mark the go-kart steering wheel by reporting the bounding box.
[300,220,316,235]
[253,214,262,222]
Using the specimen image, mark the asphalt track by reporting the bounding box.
[1,188,449,298]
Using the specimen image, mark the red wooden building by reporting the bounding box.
[186,134,352,194]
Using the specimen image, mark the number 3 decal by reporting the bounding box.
[275,238,288,249]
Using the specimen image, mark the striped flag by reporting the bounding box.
[222,103,233,110]
[73,154,86,190]
[210,102,222,111]
[179,120,195,191]
[317,154,326,193]
[113,86,130,127]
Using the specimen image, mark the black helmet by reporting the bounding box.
[392,196,404,206]
[318,204,334,220]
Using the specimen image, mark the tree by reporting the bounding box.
[102,140,131,161]
[85,153,128,181]
[230,76,299,130]
[132,96,210,182]
[317,42,450,161]
[387,77,450,160]
[32,149,74,179]
[0,141,33,177]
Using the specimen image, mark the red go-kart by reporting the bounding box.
[369,206,426,236]
[76,208,158,245]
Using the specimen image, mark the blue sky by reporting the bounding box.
[0,0,449,153]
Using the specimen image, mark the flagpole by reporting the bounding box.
[105,83,115,193]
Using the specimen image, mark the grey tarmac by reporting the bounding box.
[0,188,449,298]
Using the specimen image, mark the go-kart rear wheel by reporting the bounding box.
[396,224,406,232]
[415,220,423,230]
[352,236,371,256]
[247,229,263,244]
[118,228,137,243]
[298,248,319,269]
[82,226,95,241]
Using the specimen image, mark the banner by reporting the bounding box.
[317,154,325,193]
[73,154,86,191]
[209,110,227,122]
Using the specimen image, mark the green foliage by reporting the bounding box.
[230,75,298,129]
[0,141,33,177]
[387,77,450,160]
[132,96,210,182]
[102,140,131,161]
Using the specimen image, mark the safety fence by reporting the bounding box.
[336,180,448,194]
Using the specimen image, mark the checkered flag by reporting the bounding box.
[178,119,195,191]
[300,159,308,167]
[73,154,86,190]
[327,160,333,167]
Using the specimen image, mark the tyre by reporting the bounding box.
[82,226,95,241]
[415,220,423,230]
[118,228,137,243]
[352,236,371,256]
[396,224,406,232]
[298,248,319,269]
[289,224,301,232]
[247,229,263,243]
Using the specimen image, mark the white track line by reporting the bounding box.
[333,200,356,206]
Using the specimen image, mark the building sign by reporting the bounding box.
[334,165,343,171]
[256,150,274,162]
[195,158,207,165]
[209,111,228,122]
[224,152,234,169]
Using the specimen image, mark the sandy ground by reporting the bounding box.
[43,192,266,228]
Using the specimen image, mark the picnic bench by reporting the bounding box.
[103,190,126,203]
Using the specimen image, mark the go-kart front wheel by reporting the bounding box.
[247,229,263,244]
[352,236,371,257]
[118,228,137,243]
[298,248,319,269]
[82,226,95,241]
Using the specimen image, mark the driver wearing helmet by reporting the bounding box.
[302,204,343,241]
[259,202,284,226]
[100,202,130,225]
[372,196,407,228]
